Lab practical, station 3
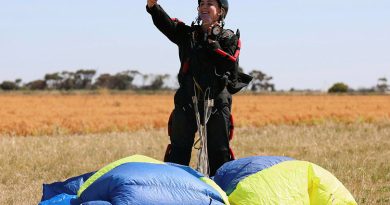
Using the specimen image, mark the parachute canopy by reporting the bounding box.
[213,156,357,205]
[40,155,357,205]
[40,155,229,205]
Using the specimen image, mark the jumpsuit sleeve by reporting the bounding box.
[146,4,187,45]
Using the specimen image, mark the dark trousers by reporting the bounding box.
[166,90,232,176]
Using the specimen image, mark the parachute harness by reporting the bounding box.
[192,78,214,177]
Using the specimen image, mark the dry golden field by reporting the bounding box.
[0,93,389,136]
[0,93,390,204]
[1,123,390,204]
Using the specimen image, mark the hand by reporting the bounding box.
[147,0,157,8]
[221,73,229,86]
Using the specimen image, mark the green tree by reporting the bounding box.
[377,77,389,92]
[26,80,47,90]
[95,73,113,88]
[328,82,349,93]
[15,79,22,87]
[75,69,96,89]
[44,72,63,89]
[0,81,18,90]
[145,74,170,90]
[248,70,275,92]
[94,70,138,90]
[112,72,133,90]
[59,71,76,90]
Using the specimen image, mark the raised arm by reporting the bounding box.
[146,0,186,45]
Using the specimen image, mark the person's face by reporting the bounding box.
[198,0,222,25]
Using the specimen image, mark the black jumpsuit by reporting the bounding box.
[147,4,250,176]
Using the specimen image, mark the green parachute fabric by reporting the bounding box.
[213,156,357,205]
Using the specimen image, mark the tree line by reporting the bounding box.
[1,68,278,92]
[0,69,174,91]
[1,68,388,93]
[327,78,389,93]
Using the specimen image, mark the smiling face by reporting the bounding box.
[198,0,222,25]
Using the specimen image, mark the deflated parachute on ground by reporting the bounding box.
[40,155,229,205]
[213,156,357,205]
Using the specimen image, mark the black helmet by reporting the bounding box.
[198,0,229,19]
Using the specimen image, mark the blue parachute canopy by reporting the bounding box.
[40,155,229,205]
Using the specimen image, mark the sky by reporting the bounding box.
[1,0,389,90]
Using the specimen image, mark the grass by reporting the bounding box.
[1,93,389,136]
[1,122,389,204]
